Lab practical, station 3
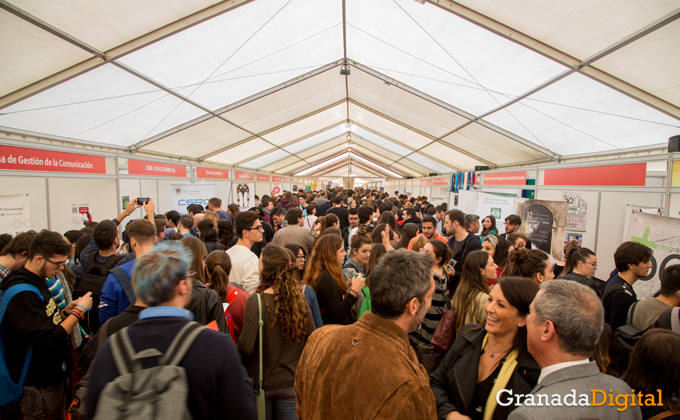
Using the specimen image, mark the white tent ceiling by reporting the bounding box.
[1,0,679,178]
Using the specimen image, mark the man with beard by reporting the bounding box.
[295,249,437,419]
[0,230,93,419]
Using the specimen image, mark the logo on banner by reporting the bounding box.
[175,188,182,194]
[490,208,502,219]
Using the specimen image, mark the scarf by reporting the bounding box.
[47,273,85,348]
[482,333,518,420]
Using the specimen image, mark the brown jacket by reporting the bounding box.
[295,312,437,419]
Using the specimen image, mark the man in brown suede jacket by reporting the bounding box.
[295,249,437,419]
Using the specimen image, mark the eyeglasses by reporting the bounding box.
[247,225,264,231]
[45,257,67,268]
[586,262,598,268]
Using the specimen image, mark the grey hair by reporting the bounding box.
[533,280,604,357]
[132,241,192,306]
[370,249,433,319]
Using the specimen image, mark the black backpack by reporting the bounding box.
[74,250,123,335]
[613,300,645,373]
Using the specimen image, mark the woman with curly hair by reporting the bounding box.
[304,234,365,325]
[238,245,315,420]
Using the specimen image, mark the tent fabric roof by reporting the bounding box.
[1,0,679,178]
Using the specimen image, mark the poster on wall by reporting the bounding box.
[430,187,449,206]
[517,199,568,260]
[171,184,216,213]
[71,201,91,229]
[0,194,31,235]
[624,211,680,299]
[562,192,588,232]
[272,184,282,196]
[476,192,517,225]
[233,183,255,210]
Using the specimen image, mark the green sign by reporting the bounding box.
[305,185,311,192]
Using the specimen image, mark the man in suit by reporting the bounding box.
[509,280,641,420]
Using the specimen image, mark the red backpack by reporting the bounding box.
[224,287,242,345]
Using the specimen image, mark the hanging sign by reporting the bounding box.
[234,171,254,181]
[128,159,186,177]
[0,145,106,174]
[196,167,229,179]
[272,176,282,182]
[483,171,527,185]
[421,179,431,186]
[544,163,646,186]
[256,174,270,182]
[283,177,291,182]
[432,177,449,186]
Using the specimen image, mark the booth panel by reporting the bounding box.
[0,176,49,232]
[48,178,118,234]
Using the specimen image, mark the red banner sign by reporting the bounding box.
[128,159,187,177]
[483,171,527,185]
[256,174,270,182]
[421,179,431,186]
[234,171,254,181]
[0,145,106,174]
[196,167,228,179]
[544,163,646,186]
[272,176,282,182]
[432,177,449,186]
[283,177,291,182]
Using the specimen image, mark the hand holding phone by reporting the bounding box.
[137,197,150,205]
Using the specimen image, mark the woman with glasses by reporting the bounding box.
[284,244,323,328]
[239,245,315,420]
[556,245,600,294]
[303,234,364,325]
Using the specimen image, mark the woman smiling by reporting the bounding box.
[430,277,540,420]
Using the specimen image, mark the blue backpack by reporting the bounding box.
[0,283,44,405]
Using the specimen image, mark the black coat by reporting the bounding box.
[430,326,540,420]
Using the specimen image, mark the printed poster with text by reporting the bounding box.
[476,192,518,227]
[625,211,680,299]
[0,194,31,235]
[233,183,255,210]
[517,199,568,261]
[171,184,216,213]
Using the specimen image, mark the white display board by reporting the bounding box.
[0,194,31,235]
[0,176,48,231]
[625,211,680,299]
[171,184,216,213]
[48,178,117,233]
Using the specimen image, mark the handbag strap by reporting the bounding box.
[671,307,680,334]
[256,293,264,396]
[648,410,675,420]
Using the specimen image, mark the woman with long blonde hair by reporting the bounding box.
[238,245,315,419]
[303,234,364,325]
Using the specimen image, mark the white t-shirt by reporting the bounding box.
[226,244,260,294]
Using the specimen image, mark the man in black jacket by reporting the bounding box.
[444,210,481,294]
[0,230,93,419]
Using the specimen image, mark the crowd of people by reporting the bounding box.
[0,188,678,419]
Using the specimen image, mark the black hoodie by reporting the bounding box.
[0,267,71,386]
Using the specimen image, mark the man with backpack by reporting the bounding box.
[86,242,256,420]
[601,241,653,330]
[98,219,157,324]
[0,230,93,419]
[75,199,155,334]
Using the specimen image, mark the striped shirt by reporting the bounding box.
[410,271,448,347]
